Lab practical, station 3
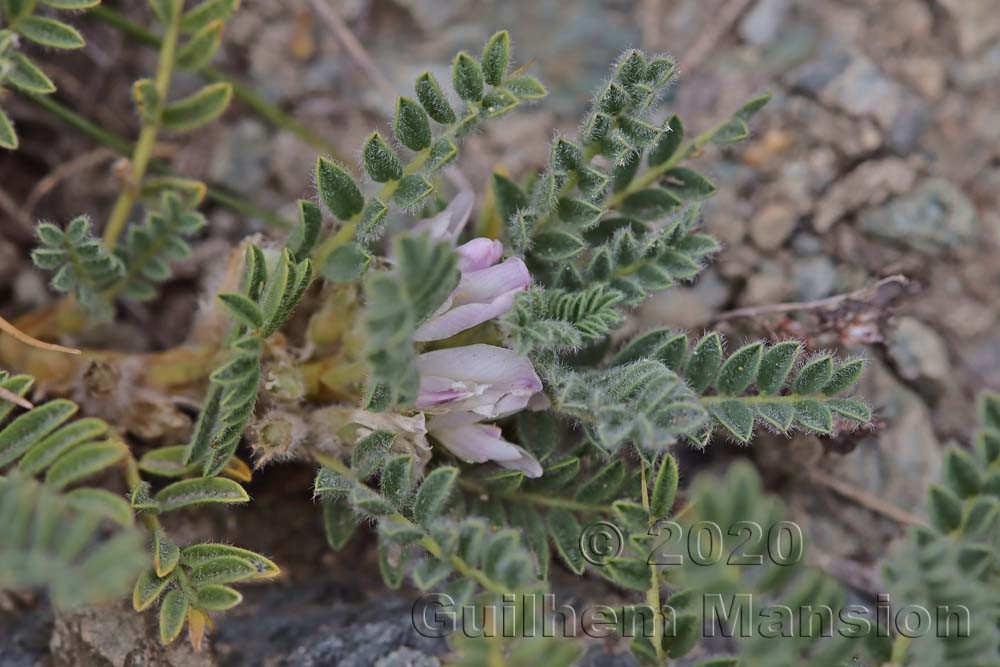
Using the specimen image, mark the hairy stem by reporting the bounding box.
[103,0,185,248]
[13,91,289,228]
[605,120,725,210]
[457,478,612,515]
[89,5,347,163]
[640,461,666,663]
[314,451,513,596]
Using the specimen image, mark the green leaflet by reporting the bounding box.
[452,52,484,102]
[45,440,125,490]
[15,16,84,49]
[316,157,364,220]
[0,474,145,609]
[158,589,189,644]
[393,96,431,151]
[361,131,403,183]
[176,19,223,70]
[0,400,78,468]
[154,477,249,512]
[412,466,457,525]
[548,509,584,575]
[161,83,233,131]
[650,454,678,520]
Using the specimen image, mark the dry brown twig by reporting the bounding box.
[23,148,117,219]
[679,0,754,73]
[307,0,398,106]
[0,314,81,356]
[808,467,926,528]
[711,274,910,323]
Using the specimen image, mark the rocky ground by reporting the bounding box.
[1,0,999,664]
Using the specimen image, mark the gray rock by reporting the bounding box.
[804,359,943,562]
[50,603,215,667]
[638,269,730,329]
[738,0,792,47]
[208,119,272,195]
[858,178,977,254]
[887,317,951,399]
[952,44,1000,89]
[375,647,441,667]
[818,56,905,129]
[939,0,1000,55]
[749,201,798,250]
[0,602,52,667]
[791,256,837,301]
[785,50,851,97]
[213,582,447,667]
[813,158,917,233]
[886,94,931,154]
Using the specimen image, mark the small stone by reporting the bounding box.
[900,57,947,100]
[0,240,20,283]
[939,0,1000,55]
[818,55,905,129]
[791,232,823,255]
[749,201,798,250]
[638,269,730,329]
[50,604,216,667]
[742,128,794,169]
[805,359,942,562]
[13,271,50,309]
[208,119,272,195]
[858,178,977,254]
[887,317,951,399]
[738,0,792,46]
[886,93,931,154]
[791,256,837,301]
[813,158,917,233]
[951,44,1000,89]
[741,263,789,306]
[785,50,851,97]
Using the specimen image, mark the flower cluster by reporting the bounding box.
[411,192,544,477]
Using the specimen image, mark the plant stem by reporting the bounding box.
[312,147,432,265]
[90,5,348,163]
[457,478,612,515]
[605,122,723,210]
[313,451,513,596]
[14,90,289,228]
[103,0,185,248]
[640,461,666,663]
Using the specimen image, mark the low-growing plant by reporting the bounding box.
[1,6,996,666]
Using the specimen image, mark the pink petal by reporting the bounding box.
[415,345,543,418]
[456,237,504,272]
[452,257,530,305]
[413,191,474,243]
[428,417,543,478]
[412,291,518,342]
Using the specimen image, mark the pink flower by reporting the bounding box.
[427,411,542,478]
[415,344,543,419]
[413,249,530,342]
[413,190,474,243]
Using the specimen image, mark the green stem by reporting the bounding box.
[605,121,723,210]
[13,90,289,228]
[457,479,612,515]
[889,634,911,665]
[103,0,185,248]
[314,451,512,596]
[312,147,432,265]
[699,393,816,406]
[90,5,347,163]
[18,91,132,153]
[640,461,666,663]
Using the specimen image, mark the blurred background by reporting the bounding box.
[1,0,998,664]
